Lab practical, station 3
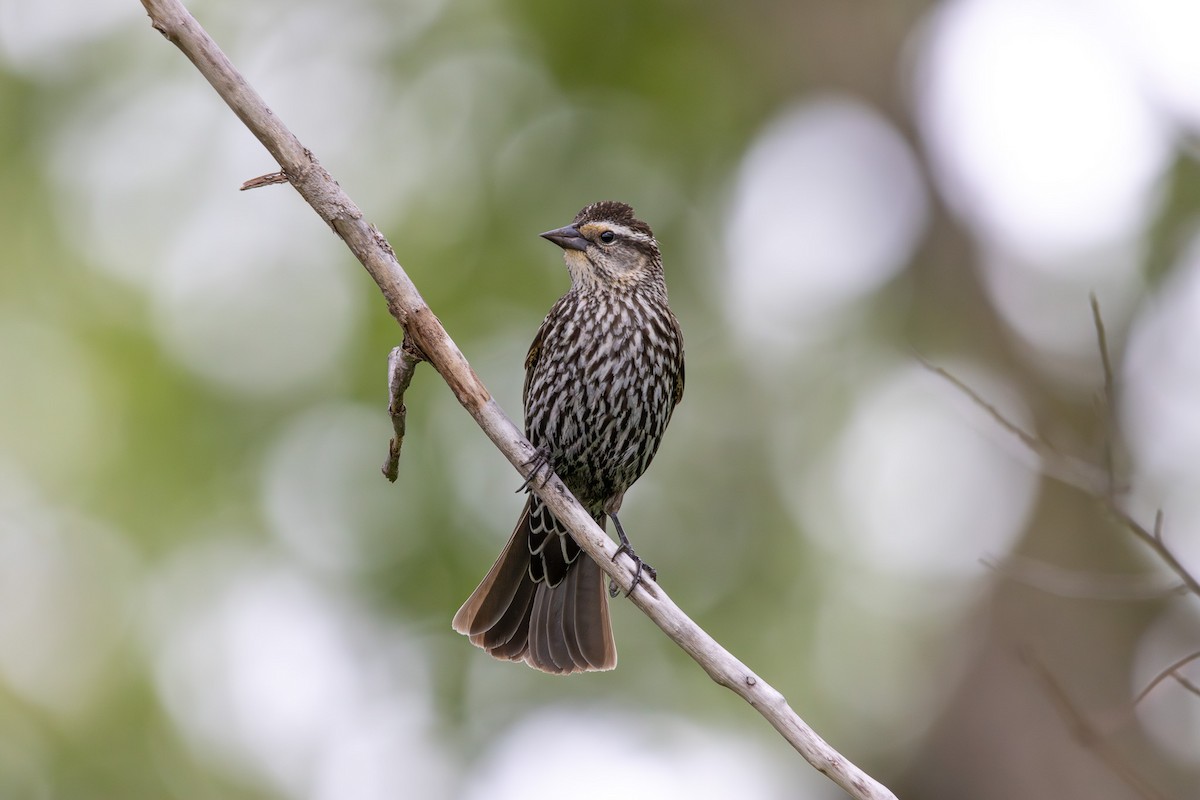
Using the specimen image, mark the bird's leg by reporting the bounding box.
[609,512,656,598]
[515,445,555,493]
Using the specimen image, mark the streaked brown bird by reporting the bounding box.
[452,201,685,674]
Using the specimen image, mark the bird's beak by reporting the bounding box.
[539,225,589,252]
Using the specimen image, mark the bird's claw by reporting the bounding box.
[516,446,554,493]
[609,542,657,598]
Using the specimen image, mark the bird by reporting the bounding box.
[451,200,685,674]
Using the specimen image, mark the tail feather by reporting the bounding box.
[528,581,558,671]
[452,496,616,674]
[451,507,531,635]
[558,567,585,667]
[480,573,535,658]
[571,557,616,669]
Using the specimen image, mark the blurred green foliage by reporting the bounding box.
[2,1,1199,799]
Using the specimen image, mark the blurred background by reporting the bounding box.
[2,0,1199,797]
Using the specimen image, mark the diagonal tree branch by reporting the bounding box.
[137,2,897,798]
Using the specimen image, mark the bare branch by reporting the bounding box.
[917,357,1109,495]
[1079,302,1200,599]
[928,301,1200,796]
[1133,650,1200,707]
[1105,506,1200,599]
[382,335,426,482]
[917,356,1042,453]
[921,352,1200,601]
[137,2,897,797]
[1021,649,1173,800]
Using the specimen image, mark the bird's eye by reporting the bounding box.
[599,230,616,244]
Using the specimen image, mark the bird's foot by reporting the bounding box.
[609,544,657,598]
[516,446,554,493]
[608,512,657,598]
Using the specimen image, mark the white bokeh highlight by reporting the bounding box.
[809,576,967,755]
[262,403,406,573]
[0,0,130,75]
[1094,0,1200,129]
[0,463,136,718]
[151,204,360,397]
[462,708,806,800]
[143,544,451,800]
[725,96,928,350]
[914,0,1171,262]
[799,361,1038,579]
[52,70,364,398]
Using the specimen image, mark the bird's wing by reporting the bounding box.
[522,333,542,413]
[523,307,555,411]
[670,314,685,407]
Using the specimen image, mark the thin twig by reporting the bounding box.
[1090,294,1115,403]
[1021,649,1172,800]
[1133,650,1200,707]
[240,171,288,190]
[917,356,1042,453]
[381,334,426,482]
[1172,672,1200,699]
[920,354,1200,600]
[1090,294,1117,493]
[137,3,897,798]
[1080,303,1200,599]
[927,319,1200,788]
[1105,506,1200,599]
[917,357,1109,495]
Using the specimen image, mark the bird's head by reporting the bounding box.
[540,201,662,291]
